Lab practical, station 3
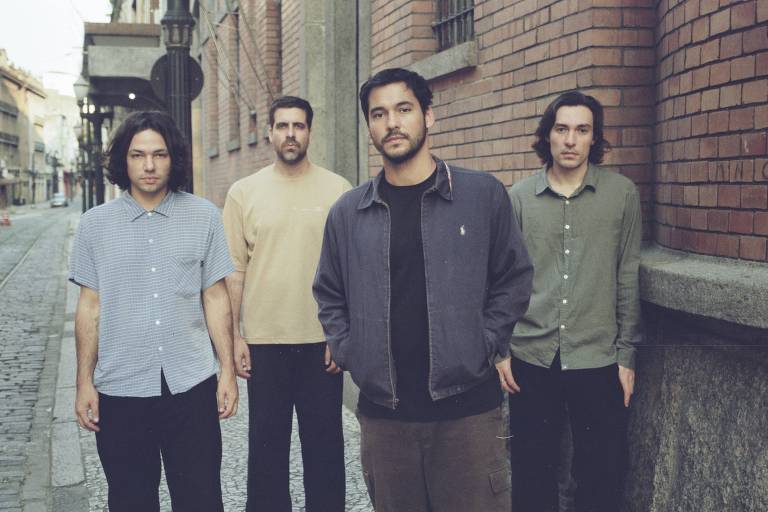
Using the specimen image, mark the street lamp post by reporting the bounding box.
[161,0,195,192]
[74,76,113,208]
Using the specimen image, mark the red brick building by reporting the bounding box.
[195,1,767,508]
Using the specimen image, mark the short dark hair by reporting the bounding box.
[104,110,189,191]
[268,96,313,128]
[532,91,611,167]
[359,68,433,124]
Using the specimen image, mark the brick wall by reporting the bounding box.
[281,0,302,96]
[368,0,658,237]
[200,0,287,207]
[654,0,768,261]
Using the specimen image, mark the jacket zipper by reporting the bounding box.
[421,186,435,400]
[380,199,399,409]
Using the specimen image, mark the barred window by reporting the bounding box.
[433,0,475,51]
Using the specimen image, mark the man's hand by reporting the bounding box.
[618,365,635,407]
[233,334,251,379]
[324,344,341,374]
[495,357,521,394]
[75,381,100,432]
[217,371,239,419]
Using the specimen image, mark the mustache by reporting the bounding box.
[383,130,408,142]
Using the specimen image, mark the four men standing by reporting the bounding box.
[222,96,351,512]
[72,75,641,510]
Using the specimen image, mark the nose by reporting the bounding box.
[144,155,155,171]
[287,124,295,138]
[564,130,576,146]
[386,111,399,130]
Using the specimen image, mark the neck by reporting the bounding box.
[130,187,169,211]
[547,161,589,196]
[274,156,310,177]
[383,148,435,186]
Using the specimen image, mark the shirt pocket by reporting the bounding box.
[172,256,203,297]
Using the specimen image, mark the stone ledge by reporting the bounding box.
[640,244,768,329]
[406,40,478,82]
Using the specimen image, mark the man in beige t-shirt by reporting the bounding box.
[222,96,352,512]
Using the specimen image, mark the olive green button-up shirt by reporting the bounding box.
[508,165,642,370]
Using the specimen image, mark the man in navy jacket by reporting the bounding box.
[313,68,533,512]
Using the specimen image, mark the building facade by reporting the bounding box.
[0,49,49,208]
[194,1,767,509]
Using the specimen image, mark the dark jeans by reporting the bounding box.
[508,355,628,512]
[95,374,223,512]
[358,407,511,512]
[246,343,345,512]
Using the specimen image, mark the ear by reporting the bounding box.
[267,126,274,145]
[425,106,435,130]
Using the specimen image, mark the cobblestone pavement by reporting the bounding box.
[0,201,79,512]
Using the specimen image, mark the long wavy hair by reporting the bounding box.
[104,110,189,191]
[532,91,611,167]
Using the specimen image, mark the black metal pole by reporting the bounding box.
[161,0,195,193]
[92,113,105,206]
[85,118,94,210]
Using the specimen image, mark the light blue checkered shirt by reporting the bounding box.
[69,191,234,397]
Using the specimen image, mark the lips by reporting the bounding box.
[384,135,406,143]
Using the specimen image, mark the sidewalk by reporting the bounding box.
[52,265,373,511]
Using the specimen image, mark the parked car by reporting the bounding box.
[50,192,68,208]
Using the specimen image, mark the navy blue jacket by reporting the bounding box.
[313,158,533,409]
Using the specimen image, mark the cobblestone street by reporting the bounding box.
[0,201,373,511]
[0,202,77,512]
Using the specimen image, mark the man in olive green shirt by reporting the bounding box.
[506,91,642,512]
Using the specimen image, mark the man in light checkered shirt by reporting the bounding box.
[69,111,238,512]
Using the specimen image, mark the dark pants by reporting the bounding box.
[246,343,345,512]
[508,355,628,512]
[95,374,223,512]
[359,407,511,512]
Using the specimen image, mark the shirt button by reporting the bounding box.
[147,212,153,217]
[563,274,569,279]
[151,267,156,272]
[155,320,160,325]
[560,324,566,330]
[562,364,568,369]
[565,200,570,205]
[158,346,163,352]
[565,224,570,230]
[148,239,153,244]
[565,249,570,255]
[562,299,568,304]
[153,293,158,298]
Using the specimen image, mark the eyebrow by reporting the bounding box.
[370,101,414,112]
[554,123,592,128]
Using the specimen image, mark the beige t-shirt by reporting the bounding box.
[222,163,352,344]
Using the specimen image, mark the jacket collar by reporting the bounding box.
[357,156,453,210]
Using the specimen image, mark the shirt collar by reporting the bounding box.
[357,156,453,210]
[534,164,600,197]
[121,190,176,221]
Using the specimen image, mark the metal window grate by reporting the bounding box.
[433,0,475,51]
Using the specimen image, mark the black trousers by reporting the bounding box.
[246,343,345,512]
[95,374,223,512]
[508,354,628,512]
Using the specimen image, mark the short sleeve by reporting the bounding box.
[222,188,248,272]
[201,208,235,289]
[68,216,99,290]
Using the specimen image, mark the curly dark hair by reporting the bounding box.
[359,68,433,124]
[532,91,611,167]
[268,96,313,128]
[104,110,189,191]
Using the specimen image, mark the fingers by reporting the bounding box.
[75,398,100,432]
[623,388,632,408]
[234,339,251,379]
[325,359,341,374]
[217,384,238,419]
